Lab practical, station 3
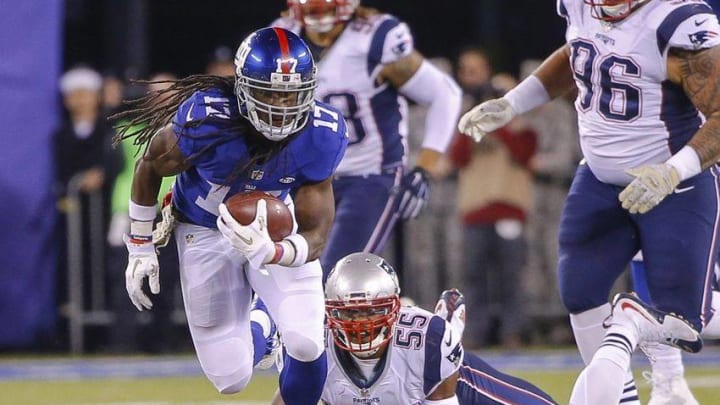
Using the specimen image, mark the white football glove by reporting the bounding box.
[217,199,275,269]
[124,235,160,311]
[457,97,515,142]
[619,164,681,214]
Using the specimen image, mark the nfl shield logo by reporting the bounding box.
[250,170,264,180]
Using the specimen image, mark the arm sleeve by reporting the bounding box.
[398,61,463,153]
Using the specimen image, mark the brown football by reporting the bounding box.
[224,191,294,242]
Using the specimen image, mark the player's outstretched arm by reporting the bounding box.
[425,370,460,404]
[384,50,463,162]
[458,45,574,142]
[292,176,335,262]
[533,44,575,100]
[669,46,720,169]
[125,124,189,311]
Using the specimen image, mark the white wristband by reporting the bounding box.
[666,145,702,181]
[503,75,551,115]
[130,221,154,238]
[129,200,158,222]
[279,233,309,267]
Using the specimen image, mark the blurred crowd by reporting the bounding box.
[49,44,583,354]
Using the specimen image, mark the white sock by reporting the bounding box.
[701,290,720,338]
[250,309,272,338]
[570,303,612,364]
[570,357,627,405]
[571,304,640,404]
[620,377,640,404]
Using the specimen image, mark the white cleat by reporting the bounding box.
[608,293,702,354]
[251,297,281,370]
[645,372,699,405]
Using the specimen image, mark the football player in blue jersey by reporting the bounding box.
[112,27,348,405]
[459,1,720,404]
[272,0,462,278]
[270,252,558,405]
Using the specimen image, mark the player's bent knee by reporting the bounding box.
[282,330,324,362]
[210,370,252,395]
[196,337,254,394]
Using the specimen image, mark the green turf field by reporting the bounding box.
[1,367,719,404]
[1,350,719,404]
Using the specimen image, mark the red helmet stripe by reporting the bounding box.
[273,27,292,73]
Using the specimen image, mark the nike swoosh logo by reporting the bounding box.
[621,302,656,323]
[237,233,253,245]
[132,260,141,276]
[185,102,194,122]
[674,185,695,194]
[695,19,708,26]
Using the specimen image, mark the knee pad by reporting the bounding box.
[196,337,254,394]
[282,330,324,362]
[212,370,252,395]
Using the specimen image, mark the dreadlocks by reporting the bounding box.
[111,74,235,149]
[110,74,288,185]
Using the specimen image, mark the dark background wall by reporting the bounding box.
[63,0,566,78]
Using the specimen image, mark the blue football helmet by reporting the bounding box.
[234,27,317,141]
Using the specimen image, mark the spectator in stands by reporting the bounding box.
[101,73,125,117]
[450,52,537,349]
[55,66,123,196]
[54,66,123,350]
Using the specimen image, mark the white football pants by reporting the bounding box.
[174,221,325,394]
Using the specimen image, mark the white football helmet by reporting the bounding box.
[325,252,401,358]
[287,0,360,33]
[584,0,650,21]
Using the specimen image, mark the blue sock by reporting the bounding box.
[279,351,327,405]
[250,321,267,366]
[630,259,653,304]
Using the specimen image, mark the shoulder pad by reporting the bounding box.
[422,315,463,396]
[655,1,720,54]
[368,15,414,67]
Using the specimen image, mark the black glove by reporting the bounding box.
[392,167,430,220]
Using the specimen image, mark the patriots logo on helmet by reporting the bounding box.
[689,30,718,48]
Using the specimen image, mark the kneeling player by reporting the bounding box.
[268,252,557,404]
